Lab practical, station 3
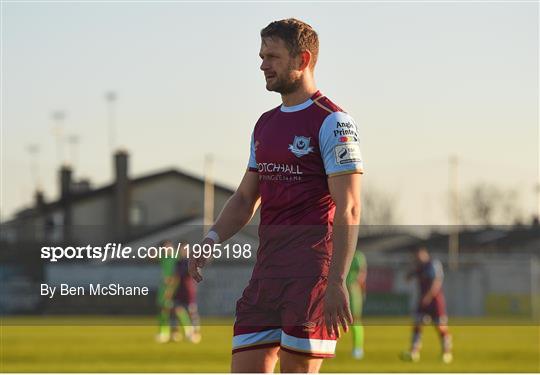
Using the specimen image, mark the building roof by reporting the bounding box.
[384,226,540,254]
[10,168,235,222]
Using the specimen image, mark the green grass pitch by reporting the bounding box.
[1,317,538,372]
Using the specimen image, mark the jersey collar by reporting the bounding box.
[280,91,322,113]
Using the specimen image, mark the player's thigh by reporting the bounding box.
[231,346,280,373]
[280,277,338,359]
[279,349,323,373]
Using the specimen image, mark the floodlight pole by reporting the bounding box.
[52,111,66,165]
[204,154,215,230]
[67,134,80,170]
[449,155,459,271]
[106,91,117,153]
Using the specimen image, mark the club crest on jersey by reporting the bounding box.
[288,136,314,158]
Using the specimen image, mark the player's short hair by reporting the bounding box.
[414,245,429,254]
[159,239,173,247]
[260,18,319,69]
[406,243,429,253]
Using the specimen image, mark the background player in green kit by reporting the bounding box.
[156,239,179,343]
[346,250,367,359]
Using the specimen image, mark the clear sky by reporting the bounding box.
[2,1,538,225]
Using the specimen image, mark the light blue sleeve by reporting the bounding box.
[247,132,257,170]
[318,112,364,176]
[433,260,444,280]
[427,260,444,280]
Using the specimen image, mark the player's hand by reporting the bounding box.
[323,279,353,338]
[188,238,214,283]
[421,295,432,307]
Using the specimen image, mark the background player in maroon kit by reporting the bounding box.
[402,246,453,364]
[172,243,201,343]
[189,18,363,373]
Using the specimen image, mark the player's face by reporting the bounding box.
[180,243,189,258]
[259,37,302,94]
[415,248,430,263]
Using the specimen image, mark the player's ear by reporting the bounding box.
[298,50,311,71]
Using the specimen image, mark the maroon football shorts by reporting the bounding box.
[415,294,448,325]
[232,276,338,358]
[174,281,196,306]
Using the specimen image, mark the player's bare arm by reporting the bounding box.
[324,173,362,337]
[188,171,260,282]
[210,170,261,242]
[422,276,442,306]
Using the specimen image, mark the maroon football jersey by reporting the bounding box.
[247,91,364,278]
[415,260,444,297]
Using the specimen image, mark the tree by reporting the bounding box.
[461,184,523,226]
[361,187,398,227]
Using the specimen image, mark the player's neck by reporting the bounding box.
[281,81,318,107]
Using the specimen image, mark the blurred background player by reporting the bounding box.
[346,250,367,360]
[155,239,179,343]
[171,242,201,343]
[401,246,453,363]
